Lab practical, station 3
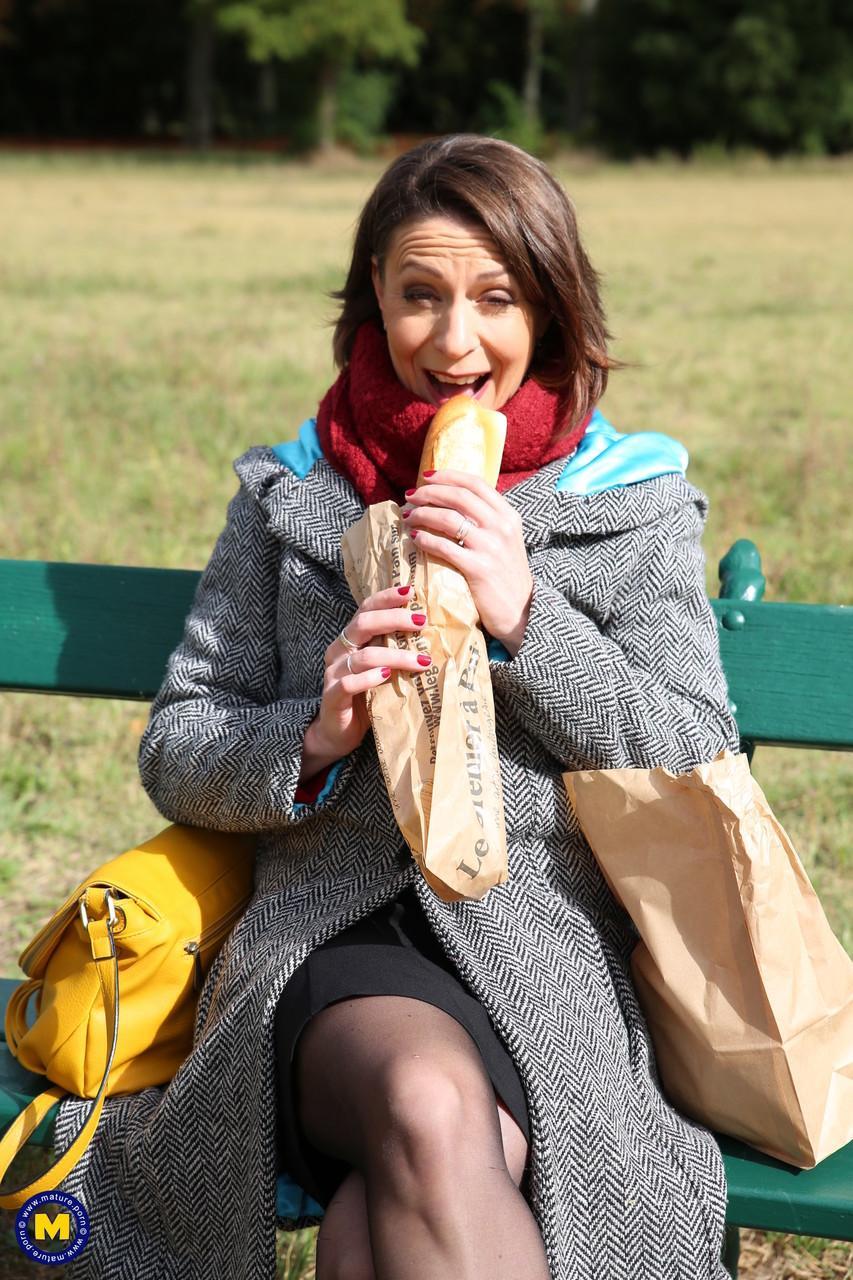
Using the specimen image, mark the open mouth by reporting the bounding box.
[425,371,491,404]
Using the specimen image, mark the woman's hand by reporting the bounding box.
[401,470,533,656]
[301,585,432,777]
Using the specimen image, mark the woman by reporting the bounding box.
[53,136,739,1280]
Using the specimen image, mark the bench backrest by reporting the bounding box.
[1,555,851,751]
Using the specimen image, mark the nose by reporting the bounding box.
[433,296,477,362]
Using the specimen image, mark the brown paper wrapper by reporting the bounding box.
[342,500,508,903]
[564,749,853,1167]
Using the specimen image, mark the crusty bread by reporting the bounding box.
[417,395,507,489]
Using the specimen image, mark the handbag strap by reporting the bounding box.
[4,978,41,1054]
[0,905,121,1210]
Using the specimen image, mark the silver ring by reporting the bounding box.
[346,653,354,674]
[455,516,475,546]
[339,627,359,652]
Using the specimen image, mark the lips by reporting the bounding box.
[425,371,491,405]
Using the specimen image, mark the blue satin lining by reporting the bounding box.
[292,759,343,812]
[556,409,688,495]
[276,1175,325,1221]
[272,419,324,479]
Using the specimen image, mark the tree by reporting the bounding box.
[593,0,853,156]
[522,0,553,131]
[186,0,216,148]
[217,0,422,151]
[476,0,588,143]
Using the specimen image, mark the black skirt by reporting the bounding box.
[273,883,530,1208]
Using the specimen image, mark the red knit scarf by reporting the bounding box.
[316,322,591,506]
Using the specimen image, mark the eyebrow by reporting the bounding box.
[398,259,510,283]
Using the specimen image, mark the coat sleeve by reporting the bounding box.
[138,482,353,832]
[490,497,740,773]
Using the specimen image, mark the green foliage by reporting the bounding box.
[336,68,397,153]
[217,0,421,151]
[384,0,528,135]
[594,0,853,156]
[217,0,422,67]
[2,0,851,157]
[478,79,546,155]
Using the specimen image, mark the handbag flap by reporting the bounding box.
[18,883,126,979]
[18,825,255,979]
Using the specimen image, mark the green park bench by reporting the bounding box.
[0,542,851,1275]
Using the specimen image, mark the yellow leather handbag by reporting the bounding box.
[0,824,255,1209]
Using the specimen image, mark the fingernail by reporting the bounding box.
[417,654,432,667]
[410,529,419,539]
[423,470,436,478]
[397,585,412,596]
[404,488,416,497]
[411,613,426,626]
[401,508,411,519]
[381,666,391,678]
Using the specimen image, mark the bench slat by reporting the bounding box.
[719,1134,853,1240]
[712,599,852,750]
[0,559,199,700]
[2,561,851,752]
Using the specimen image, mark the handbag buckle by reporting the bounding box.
[79,888,118,933]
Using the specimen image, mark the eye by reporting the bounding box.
[481,293,515,309]
[402,288,437,304]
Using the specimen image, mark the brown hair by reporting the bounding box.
[331,134,619,434]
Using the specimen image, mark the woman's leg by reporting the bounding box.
[314,1098,530,1280]
[294,994,550,1280]
[315,1168,374,1280]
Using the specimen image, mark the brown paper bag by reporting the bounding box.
[564,749,853,1168]
[342,501,508,903]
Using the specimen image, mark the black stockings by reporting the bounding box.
[293,994,551,1280]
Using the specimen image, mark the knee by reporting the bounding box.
[367,1055,491,1186]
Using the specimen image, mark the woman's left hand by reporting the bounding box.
[401,470,533,657]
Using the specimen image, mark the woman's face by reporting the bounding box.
[371,215,544,411]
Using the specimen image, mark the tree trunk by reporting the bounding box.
[523,2,545,130]
[317,58,340,153]
[185,1,215,150]
[258,60,278,132]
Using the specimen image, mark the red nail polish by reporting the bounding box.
[381,667,391,678]
[417,654,432,667]
[401,508,411,518]
[411,613,426,625]
[397,585,412,596]
[404,488,416,497]
[423,469,436,478]
[410,529,419,539]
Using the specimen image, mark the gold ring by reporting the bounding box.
[339,628,359,652]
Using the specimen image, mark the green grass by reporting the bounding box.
[0,152,850,1279]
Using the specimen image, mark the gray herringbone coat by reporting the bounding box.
[54,438,740,1280]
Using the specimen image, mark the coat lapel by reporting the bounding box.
[235,447,364,574]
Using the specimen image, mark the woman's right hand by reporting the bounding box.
[300,585,432,776]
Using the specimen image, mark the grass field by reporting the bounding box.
[0,151,851,1278]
